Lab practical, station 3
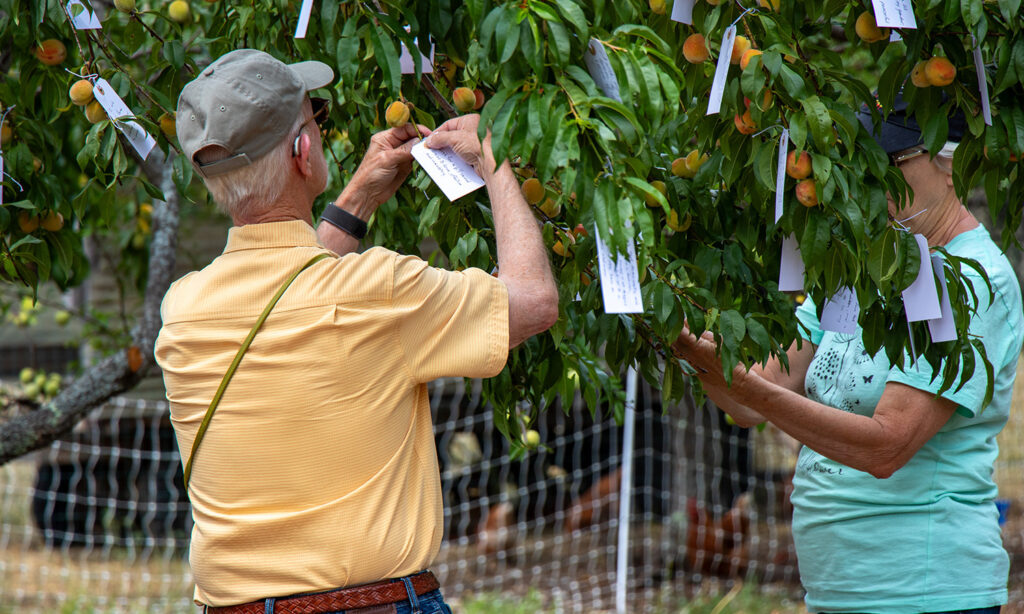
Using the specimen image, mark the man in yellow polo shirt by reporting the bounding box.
[154,49,558,613]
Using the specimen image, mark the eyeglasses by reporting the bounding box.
[291,97,330,157]
[889,147,927,168]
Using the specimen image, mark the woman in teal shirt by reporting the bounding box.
[674,97,1022,613]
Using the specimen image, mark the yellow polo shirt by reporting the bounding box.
[154,220,508,606]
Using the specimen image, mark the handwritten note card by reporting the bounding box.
[411,141,485,201]
[870,0,916,29]
[594,225,643,313]
[670,0,695,24]
[92,79,156,160]
[294,0,314,38]
[583,39,622,102]
[778,234,804,292]
[67,0,101,30]
[926,255,957,342]
[821,286,859,334]
[902,234,941,322]
[707,26,736,115]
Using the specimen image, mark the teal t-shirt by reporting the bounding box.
[790,225,1023,613]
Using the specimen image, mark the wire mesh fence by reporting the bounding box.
[2,369,1023,613]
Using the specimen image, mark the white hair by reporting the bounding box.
[198,113,304,220]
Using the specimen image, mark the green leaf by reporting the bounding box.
[719,309,746,352]
[369,23,400,96]
[801,96,833,149]
[163,40,185,71]
[867,226,901,286]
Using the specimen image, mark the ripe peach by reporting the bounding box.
[671,157,689,178]
[0,123,11,146]
[683,34,710,64]
[854,11,889,43]
[739,48,762,71]
[730,36,751,65]
[473,88,485,110]
[795,179,818,207]
[539,197,561,218]
[159,113,177,138]
[645,180,667,207]
[69,79,94,106]
[34,39,67,66]
[734,110,757,135]
[786,151,812,179]
[17,212,40,233]
[744,89,773,110]
[667,210,692,232]
[573,223,588,238]
[41,211,64,232]
[924,57,956,87]
[910,61,930,88]
[453,87,476,113]
[521,177,544,204]
[385,100,410,127]
[85,100,106,123]
[650,0,667,14]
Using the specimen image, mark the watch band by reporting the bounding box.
[320,205,368,240]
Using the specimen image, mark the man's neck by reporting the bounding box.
[233,196,313,227]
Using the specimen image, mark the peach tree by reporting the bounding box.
[0,0,1021,459]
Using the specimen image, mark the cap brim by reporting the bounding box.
[857,108,923,155]
[289,60,334,92]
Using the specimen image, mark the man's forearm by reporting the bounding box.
[316,190,374,256]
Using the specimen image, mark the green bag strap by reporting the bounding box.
[183,252,332,489]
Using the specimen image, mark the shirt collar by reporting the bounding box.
[223,220,324,253]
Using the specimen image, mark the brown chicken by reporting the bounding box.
[564,467,623,534]
[476,501,515,558]
[684,492,752,577]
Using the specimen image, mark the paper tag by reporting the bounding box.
[902,234,941,322]
[972,37,992,127]
[583,39,622,102]
[926,255,957,342]
[67,0,102,29]
[821,286,859,334]
[870,0,916,29]
[0,154,4,206]
[775,128,789,223]
[670,0,695,24]
[92,79,156,160]
[593,224,643,314]
[779,234,804,292]
[400,40,434,74]
[294,0,314,38]
[411,142,485,201]
[706,26,735,116]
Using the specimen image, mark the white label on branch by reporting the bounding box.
[927,255,957,342]
[671,0,695,24]
[706,26,735,116]
[583,39,622,102]
[294,0,314,39]
[778,234,804,292]
[972,37,993,126]
[902,234,942,322]
[870,0,916,29]
[67,0,101,30]
[775,128,789,223]
[410,141,485,202]
[0,155,4,206]
[92,79,156,160]
[593,225,643,314]
[821,286,859,334]
[400,40,434,74]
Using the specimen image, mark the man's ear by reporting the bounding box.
[292,133,313,177]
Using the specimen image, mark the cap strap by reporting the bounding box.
[195,152,253,178]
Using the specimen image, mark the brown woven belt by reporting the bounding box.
[205,571,440,614]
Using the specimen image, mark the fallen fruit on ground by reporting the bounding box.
[69,80,94,106]
[385,101,410,127]
[453,87,476,113]
[786,151,812,180]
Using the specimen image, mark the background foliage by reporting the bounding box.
[1,0,1022,454]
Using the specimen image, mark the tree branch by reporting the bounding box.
[0,147,180,465]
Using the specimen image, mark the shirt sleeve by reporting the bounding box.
[391,254,510,383]
[795,295,824,346]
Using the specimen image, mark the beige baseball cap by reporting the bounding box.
[176,49,334,178]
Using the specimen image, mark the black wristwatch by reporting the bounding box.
[320,205,368,240]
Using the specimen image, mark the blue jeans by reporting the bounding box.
[824,608,1001,614]
[387,589,452,614]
